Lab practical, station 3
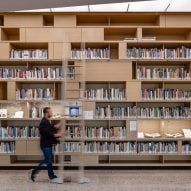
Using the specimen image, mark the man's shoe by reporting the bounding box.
[28,169,35,182]
[50,177,63,184]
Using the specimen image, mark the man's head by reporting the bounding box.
[43,107,52,118]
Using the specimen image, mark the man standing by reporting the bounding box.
[29,107,63,184]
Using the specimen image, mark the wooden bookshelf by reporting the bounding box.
[0,12,191,167]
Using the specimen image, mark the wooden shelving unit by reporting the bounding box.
[0,12,191,167]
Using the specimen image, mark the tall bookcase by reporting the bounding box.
[0,12,191,166]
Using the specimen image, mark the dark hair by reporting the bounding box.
[43,107,51,114]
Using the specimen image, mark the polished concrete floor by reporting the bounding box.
[0,170,191,191]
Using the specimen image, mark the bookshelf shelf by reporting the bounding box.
[1,28,20,41]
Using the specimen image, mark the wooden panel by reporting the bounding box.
[0,43,9,59]
[26,140,42,155]
[0,82,7,100]
[136,27,142,41]
[71,155,98,164]
[67,82,79,90]
[54,15,76,27]
[84,101,95,116]
[4,15,42,27]
[20,28,26,42]
[119,42,127,60]
[82,28,104,42]
[48,42,54,60]
[0,155,11,165]
[25,28,54,42]
[165,14,191,27]
[127,120,137,140]
[16,140,27,155]
[159,15,166,27]
[65,91,80,99]
[53,43,71,59]
[126,81,141,101]
[85,61,132,81]
[54,28,82,42]
[7,82,16,100]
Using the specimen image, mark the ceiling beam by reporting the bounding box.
[0,0,154,12]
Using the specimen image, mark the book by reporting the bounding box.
[85,126,126,139]
[164,46,191,59]
[137,141,178,153]
[65,126,81,139]
[182,141,191,153]
[142,36,156,41]
[127,47,164,59]
[144,133,161,138]
[137,106,191,119]
[84,88,126,100]
[54,142,81,153]
[0,141,15,153]
[96,105,191,119]
[123,37,137,41]
[141,88,191,100]
[182,129,191,138]
[84,141,136,153]
[16,88,55,100]
[0,126,39,139]
[71,48,110,59]
[10,49,48,60]
[137,66,191,80]
[165,133,183,138]
[95,105,137,119]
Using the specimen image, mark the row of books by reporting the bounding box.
[137,142,178,153]
[137,67,191,80]
[164,47,191,59]
[10,49,48,60]
[0,126,39,139]
[71,48,110,59]
[85,126,126,139]
[0,141,15,153]
[0,67,63,80]
[95,105,191,119]
[16,88,55,100]
[127,47,191,59]
[54,142,81,153]
[53,141,191,154]
[142,88,191,100]
[182,142,191,153]
[84,88,126,100]
[65,126,81,139]
[84,142,136,153]
[127,48,164,59]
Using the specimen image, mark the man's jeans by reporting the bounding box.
[32,147,55,179]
